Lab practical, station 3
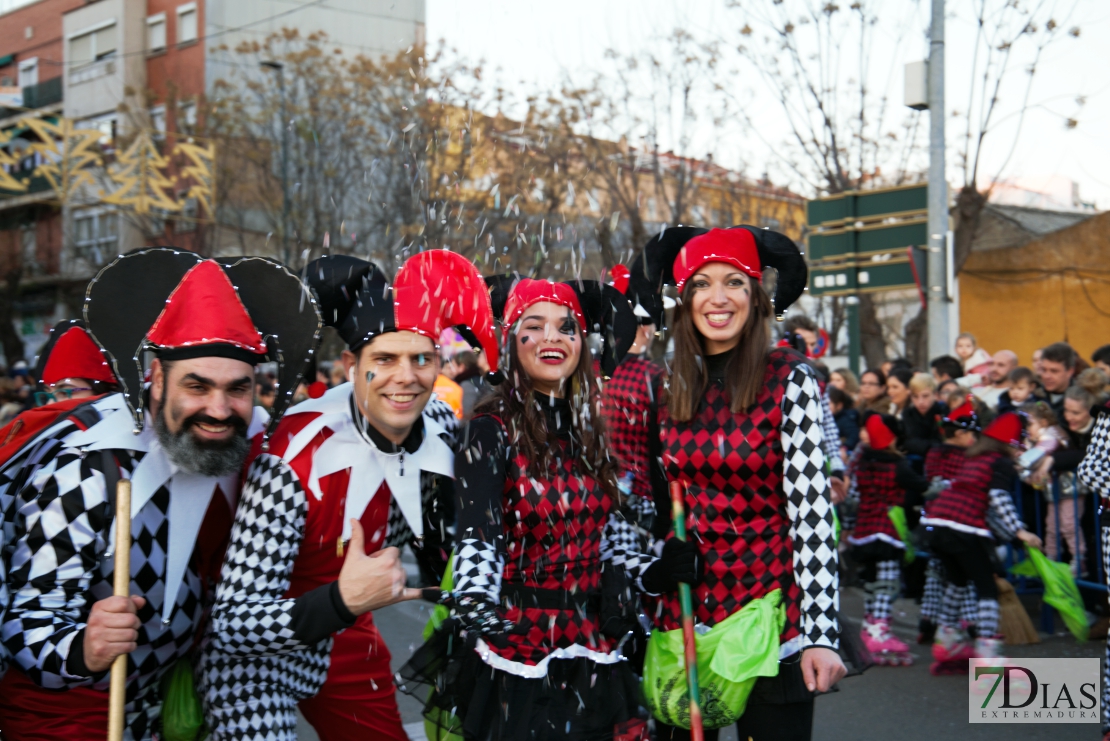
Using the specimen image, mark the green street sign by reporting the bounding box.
[806,183,929,296]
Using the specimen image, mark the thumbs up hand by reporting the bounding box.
[337,520,422,616]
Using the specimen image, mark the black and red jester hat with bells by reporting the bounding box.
[631,225,809,321]
[83,248,322,435]
[483,275,637,379]
[304,250,499,372]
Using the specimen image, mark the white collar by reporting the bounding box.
[64,395,268,622]
[280,383,454,542]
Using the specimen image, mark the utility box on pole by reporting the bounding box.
[904,61,928,110]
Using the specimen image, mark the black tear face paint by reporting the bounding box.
[365,370,376,384]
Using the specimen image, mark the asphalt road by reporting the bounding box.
[296,556,1103,741]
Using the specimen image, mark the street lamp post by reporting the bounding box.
[261,60,290,265]
[926,0,949,360]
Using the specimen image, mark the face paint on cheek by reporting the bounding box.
[365,370,375,384]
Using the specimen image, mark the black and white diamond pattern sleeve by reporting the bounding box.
[1079,415,1110,498]
[600,510,658,589]
[454,539,503,602]
[781,367,840,650]
[426,399,461,445]
[985,488,1024,542]
[206,454,309,658]
[820,391,846,475]
[1,447,112,689]
[199,453,332,741]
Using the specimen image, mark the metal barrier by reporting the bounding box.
[1006,471,1105,634]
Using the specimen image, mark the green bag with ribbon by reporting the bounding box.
[1009,547,1088,642]
[160,657,206,741]
[422,553,464,741]
[887,506,916,564]
[642,589,785,730]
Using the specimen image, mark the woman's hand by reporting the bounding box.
[800,646,846,693]
[1016,529,1043,550]
[1031,456,1054,486]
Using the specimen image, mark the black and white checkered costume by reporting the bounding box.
[0,395,251,740]
[199,390,458,741]
[1077,407,1110,732]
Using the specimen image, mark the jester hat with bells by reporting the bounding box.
[631,225,809,322]
[485,275,638,379]
[84,248,322,436]
[34,318,117,389]
[304,249,499,371]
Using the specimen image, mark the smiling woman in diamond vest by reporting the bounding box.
[642,226,846,741]
[400,277,676,741]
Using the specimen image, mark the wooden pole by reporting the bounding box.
[669,481,704,741]
[108,479,132,741]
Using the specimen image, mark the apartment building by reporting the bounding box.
[0,0,425,363]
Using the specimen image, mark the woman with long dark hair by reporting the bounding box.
[859,368,892,415]
[633,226,845,741]
[402,278,689,741]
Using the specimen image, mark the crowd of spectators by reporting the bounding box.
[826,334,1110,579]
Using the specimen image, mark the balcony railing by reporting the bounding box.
[21,77,63,109]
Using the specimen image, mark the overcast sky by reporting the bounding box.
[427,0,1110,208]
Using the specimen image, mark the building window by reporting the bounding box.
[147,13,167,53]
[18,58,37,88]
[177,3,198,45]
[73,209,118,263]
[69,22,118,68]
[178,101,197,134]
[76,113,117,147]
[150,105,166,139]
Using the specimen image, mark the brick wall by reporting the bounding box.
[0,0,85,89]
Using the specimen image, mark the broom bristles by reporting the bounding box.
[996,576,1040,645]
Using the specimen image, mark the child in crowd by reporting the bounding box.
[902,372,947,458]
[922,413,1042,672]
[1021,402,1078,568]
[828,385,860,453]
[955,332,993,383]
[997,366,1040,414]
[917,397,981,645]
[849,414,929,665]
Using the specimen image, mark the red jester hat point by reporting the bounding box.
[983,412,1025,447]
[865,414,897,451]
[609,264,631,295]
[41,327,115,385]
[393,250,500,373]
[502,279,586,333]
[146,260,267,354]
[673,228,761,290]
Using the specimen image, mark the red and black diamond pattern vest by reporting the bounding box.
[657,349,802,643]
[925,451,1001,534]
[489,417,616,666]
[924,443,966,481]
[602,355,665,503]
[852,454,903,543]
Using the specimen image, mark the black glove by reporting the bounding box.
[640,537,704,594]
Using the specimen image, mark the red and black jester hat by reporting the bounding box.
[84,247,322,434]
[305,250,499,372]
[34,319,117,388]
[632,224,809,321]
[484,274,637,378]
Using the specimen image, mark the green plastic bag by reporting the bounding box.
[887,506,915,564]
[642,589,785,730]
[160,658,206,741]
[1008,548,1088,642]
[423,553,464,741]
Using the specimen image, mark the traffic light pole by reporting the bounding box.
[926,0,949,360]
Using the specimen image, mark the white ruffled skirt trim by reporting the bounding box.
[473,639,624,679]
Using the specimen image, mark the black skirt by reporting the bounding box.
[397,620,646,741]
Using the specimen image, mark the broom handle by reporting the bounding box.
[670,481,704,741]
[108,479,131,741]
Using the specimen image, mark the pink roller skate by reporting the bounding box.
[929,625,974,676]
[861,616,914,666]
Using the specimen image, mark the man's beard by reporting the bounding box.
[155,406,250,477]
